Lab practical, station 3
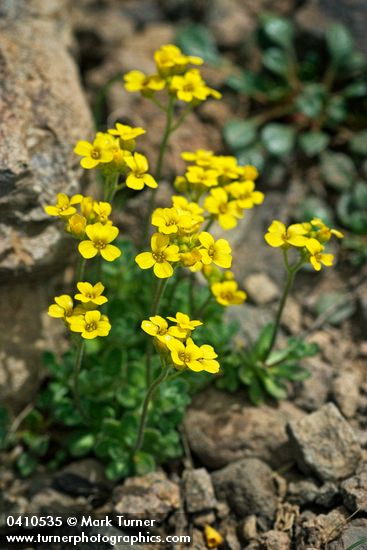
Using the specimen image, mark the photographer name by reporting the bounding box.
[81,515,156,528]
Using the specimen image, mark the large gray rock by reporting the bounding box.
[185,388,304,469]
[288,403,362,481]
[0,1,93,410]
[182,468,217,514]
[211,458,277,525]
[341,463,367,513]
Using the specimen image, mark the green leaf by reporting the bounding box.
[248,377,265,405]
[260,15,294,49]
[295,196,334,226]
[226,72,256,94]
[261,123,296,156]
[175,25,221,65]
[17,453,38,477]
[223,120,257,151]
[326,96,347,125]
[299,131,329,156]
[337,184,367,234]
[236,145,265,170]
[262,48,291,76]
[68,432,95,457]
[0,407,10,449]
[253,323,274,361]
[295,84,326,119]
[350,130,367,156]
[346,538,367,550]
[320,151,356,190]
[133,452,155,476]
[270,363,311,381]
[262,375,287,399]
[106,458,130,481]
[342,81,367,98]
[326,24,354,64]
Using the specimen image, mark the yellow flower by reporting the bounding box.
[108,123,146,151]
[170,69,221,103]
[197,344,220,374]
[44,193,83,218]
[74,282,108,305]
[199,232,232,269]
[136,233,180,278]
[306,239,334,271]
[181,149,214,167]
[238,164,259,181]
[125,153,158,190]
[80,196,97,222]
[186,166,219,189]
[265,220,309,248]
[154,44,203,76]
[212,155,239,180]
[93,201,112,224]
[74,135,114,169]
[152,207,192,235]
[141,315,169,337]
[124,70,165,94]
[69,310,111,339]
[180,248,203,271]
[48,295,74,319]
[204,188,241,230]
[65,214,87,238]
[211,281,247,306]
[204,525,224,548]
[172,196,204,230]
[309,218,344,243]
[78,222,121,262]
[167,312,202,338]
[167,337,203,371]
[226,181,264,209]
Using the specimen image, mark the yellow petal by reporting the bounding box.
[136,252,155,269]
[78,240,98,259]
[100,244,121,262]
[153,261,173,278]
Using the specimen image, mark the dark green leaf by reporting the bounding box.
[295,84,326,119]
[320,151,356,190]
[326,96,347,125]
[261,123,296,156]
[133,452,155,476]
[17,453,38,477]
[299,131,329,156]
[253,323,274,361]
[106,458,130,481]
[236,145,265,170]
[295,196,334,226]
[68,432,95,457]
[175,25,221,65]
[262,48,291,76]
[345,538,367,550]
[260,15,294,49]
[342,81,367,98]
[326,24,354,64]
[0,407,9,448]
[223,120,257,150]
[248,377,265,405]
[350,130,367,156]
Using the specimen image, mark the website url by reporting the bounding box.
[6,531,191,546]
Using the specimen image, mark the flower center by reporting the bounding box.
[179,352,191,363]
[218,204,227,214]
[152,252,166,262]
[91,149,100,159]
[86,322,97,331]
[221,292,234,301]
[94,240,106,249]
[208,245,215,258]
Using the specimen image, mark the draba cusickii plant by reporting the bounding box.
[37,44,344,479]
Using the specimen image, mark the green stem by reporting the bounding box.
[73,339,86,421]
[134,365,169,453]
[193,291,213,319]
[203,217,215,232]
[146,277,169,386]
[75,257,86,282]
[264,250,302,361]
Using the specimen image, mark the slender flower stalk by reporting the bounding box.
[73,339,86,421]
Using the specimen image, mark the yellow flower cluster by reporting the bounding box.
[48,282,111,339]
[44,193,121,262]
[265,218,344,271]
[73,125,157,191]
[141,312,219,374]
[124,44,221,104]
[175,151,264,230]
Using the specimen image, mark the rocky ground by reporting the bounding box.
[1,0,367,549]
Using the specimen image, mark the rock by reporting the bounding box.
[185,388,304,469]
[27,487,89,515]
[113,472,180,520]
[281,297,302,335]
[242,515,258,542]
[193,511,216,527]
[226,303,274,347]
[259,530,291,550]
[315,482,340,509]
[328,519,367,550]
[294,358,333,412]
[287,478,340,508]
[211,458,277,524]
[341,466,367,512]
[209,0,253,48]
[243,273,279,305]
[288,402,362,481]
[182,468,217,514]
[297,507,348,549]
[53,460,111,506]
[332,367,363,419]
[0,0,92,411]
